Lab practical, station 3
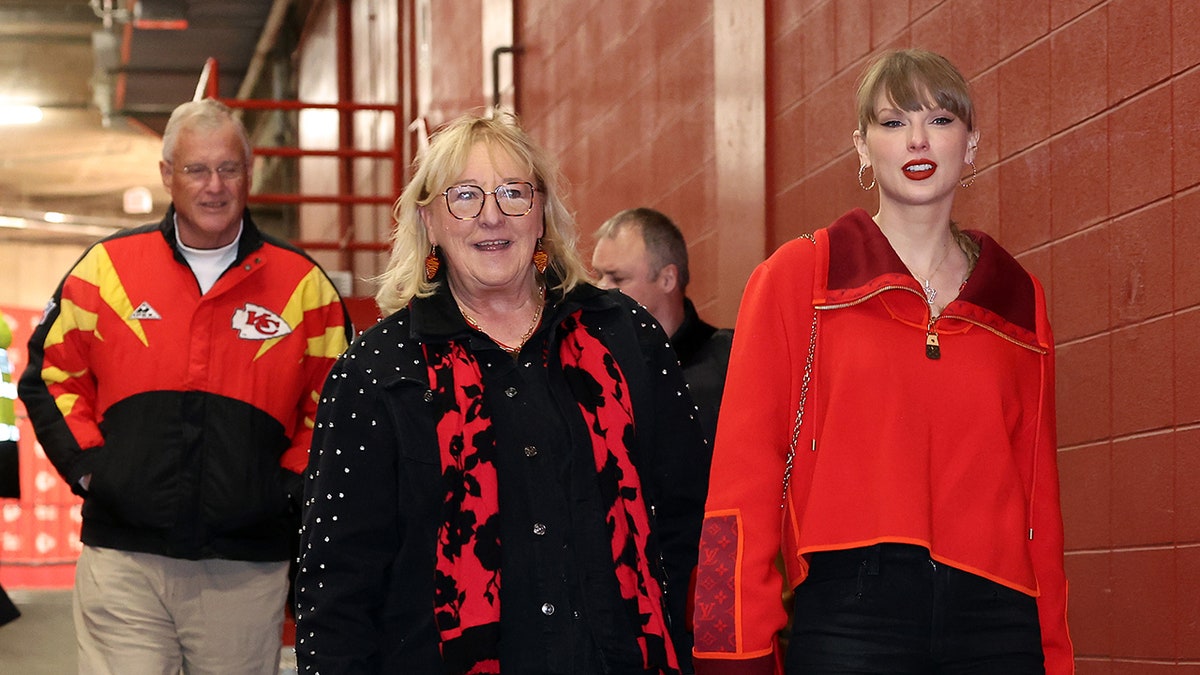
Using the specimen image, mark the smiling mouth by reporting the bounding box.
[474,239,511,250]
[902,160,937,180]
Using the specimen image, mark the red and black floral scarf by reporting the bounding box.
[424,311,677,675]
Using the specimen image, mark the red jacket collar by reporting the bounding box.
[817,208,1041,343]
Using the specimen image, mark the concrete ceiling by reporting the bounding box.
[0,0,279,239]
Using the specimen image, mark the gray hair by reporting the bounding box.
[161,98,252,163]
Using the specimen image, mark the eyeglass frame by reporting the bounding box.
[167,160,248,183]
[440,181,540,220]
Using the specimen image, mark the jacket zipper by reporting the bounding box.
[817,285,1049,358]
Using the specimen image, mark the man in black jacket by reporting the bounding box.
[592,208,733,443]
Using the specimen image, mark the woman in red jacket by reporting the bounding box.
[692,49,1072,674]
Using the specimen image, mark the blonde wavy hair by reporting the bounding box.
[374,111,590,316]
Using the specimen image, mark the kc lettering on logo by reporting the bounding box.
[232,303,293,340]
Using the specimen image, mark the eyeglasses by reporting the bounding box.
[171,161,247,184]
[441,181,538,220]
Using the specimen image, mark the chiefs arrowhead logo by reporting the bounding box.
[231,303,293,340]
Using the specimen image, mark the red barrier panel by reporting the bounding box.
[0,305,83,589]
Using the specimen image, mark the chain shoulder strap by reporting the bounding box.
[781,232,818,509]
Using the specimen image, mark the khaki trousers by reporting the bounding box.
[74,545,289,675]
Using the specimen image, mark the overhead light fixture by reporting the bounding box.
[133,0,189,30]
[0,105,43,125]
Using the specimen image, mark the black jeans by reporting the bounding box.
[785,544,1045,675]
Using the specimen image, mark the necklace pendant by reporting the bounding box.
[921,278,937,305]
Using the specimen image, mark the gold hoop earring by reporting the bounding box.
[960,161,977,189]
[858,165,875,191]
[424,245,440,281]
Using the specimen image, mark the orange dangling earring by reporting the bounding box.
[532,238,549,274]
[424,245,440,281]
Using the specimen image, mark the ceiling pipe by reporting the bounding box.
[236,0,293,101]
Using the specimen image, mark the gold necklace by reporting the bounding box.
[458,285,546,355]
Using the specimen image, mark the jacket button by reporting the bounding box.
[524,445,538,457]
[505,386,518,398]
[541,602,555,616]
[532,523,547,536]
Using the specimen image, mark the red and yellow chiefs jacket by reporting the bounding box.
[693,209,1072,674]
[19,208,351,561]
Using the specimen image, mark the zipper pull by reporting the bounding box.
[925,330,941,360]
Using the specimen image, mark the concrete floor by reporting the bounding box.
[0,589,298,674]
[0,589,76,675]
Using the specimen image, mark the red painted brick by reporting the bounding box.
[1175,190,1200,310]
[801,160,862,242]
[1051,0,1104,28]
[1049,9,1107,133]
[1107,0,1171,105]
[997,0,1049,57]
[1055,335,1112,447]
[1180,503,1200,659]
[1114,664,1199,675]
[650,121,709,190]
[1176,310,1200,426]
[769,0,805,35]
[1109,87,1173,216]
[1108,202,1174,326]
[1076,663,1113,675]
[835,0,872,73]
[998,41,1051,157]
[998,145,1052,253]
[951,0,999,78]
[772,22,806,113]
[1051,224,1111,342]
[910,1,953,63]
[654,0,710,59]
[1050,116,1109,237]
[1178,428,1200,542]
[1110,317,1174,436]
[1018,247,1051,300]
[869,0,908,49]
[1110,433,1174,547]
[1058,442,1111,550]
[1174,69,1200,192]
[801,2,836,98]
[1064,551,1112,656]
[1176,0,1200,74]
[969,67,1000,168]
[773,101,807,193]
[909,0,944,21]
[1110,548,1175,658]
[802,70,858,174]
[771,181,806,246]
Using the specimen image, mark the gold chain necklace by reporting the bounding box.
[458,285,546,355]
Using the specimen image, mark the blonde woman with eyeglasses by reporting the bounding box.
[295,111,709,674]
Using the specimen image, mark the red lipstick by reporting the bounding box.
[902,159,937,180]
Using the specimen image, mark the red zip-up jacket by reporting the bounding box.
[693,209,1072,674]
[19,208,352,561]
